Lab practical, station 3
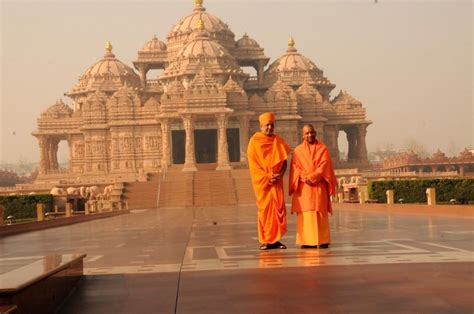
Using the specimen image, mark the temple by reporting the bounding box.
[32,0,371,181]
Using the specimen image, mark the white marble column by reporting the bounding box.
[216,113,231,170]
[182,114,197,172]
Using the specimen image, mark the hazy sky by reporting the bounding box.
[0,0,472,164]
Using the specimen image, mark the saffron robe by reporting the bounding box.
[289,141,337,245]
[247,132,290,244]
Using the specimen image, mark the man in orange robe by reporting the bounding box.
[289,124,337,249]
[247,112,290,250]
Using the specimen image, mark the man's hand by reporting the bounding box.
[269,172,282,185]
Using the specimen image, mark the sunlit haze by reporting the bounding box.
[1,0,472,163]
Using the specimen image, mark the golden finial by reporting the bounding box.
[195,0,203,7]
[197,19,205,31]
[288,36,295,48]
[105,41,113,52]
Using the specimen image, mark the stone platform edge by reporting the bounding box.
[0,210,130,238]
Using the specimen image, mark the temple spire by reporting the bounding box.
[288,36,295,48]
[105,41,113,53]
[194,0,205,11]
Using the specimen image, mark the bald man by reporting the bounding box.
[247,112,290,250]
[289,124,337,249]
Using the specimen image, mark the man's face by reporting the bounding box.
[302,126,316,144]
[260,121,274,136]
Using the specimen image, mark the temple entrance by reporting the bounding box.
[195,129,217,163]
[172,128,241,166]
[227,128,240,162]
[172,130,185,164]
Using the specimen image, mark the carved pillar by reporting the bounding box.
[346,128,357,162]
[181,114,197,172]
[357,124,368,162]
[238,115,251,163]
[324,125,339,163]
[136,64,147,88]
[49,138,59,172]
[256,61,265,84]
[216,113,231,170]
[160,119,171,168]
[68,139,73,171]
[38,137,49,175]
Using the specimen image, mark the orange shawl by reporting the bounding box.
[247,132,290,244]
[289,140,337,214]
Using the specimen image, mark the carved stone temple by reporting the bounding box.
[33,0,371,181]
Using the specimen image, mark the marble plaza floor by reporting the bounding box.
[0,205,473,313]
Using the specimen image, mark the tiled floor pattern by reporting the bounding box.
[1,205,473,313]
[1,206,472,276]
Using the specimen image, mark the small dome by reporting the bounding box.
[68,42,141,96]
[41,99,73,118]
[267,37,319,73]
[82,42,139,78]
[141,35,167,52]
[236,33,261,49]
[265,37,330,88]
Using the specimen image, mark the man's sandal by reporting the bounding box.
[274,241,287,249]
[259,244,269,250]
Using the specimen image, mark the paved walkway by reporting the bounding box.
[1,205,473,313]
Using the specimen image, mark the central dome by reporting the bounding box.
[177,27,230,59]
[166,0,235,60]
[161,21,246,87]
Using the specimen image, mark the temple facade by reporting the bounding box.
[33,0,371,180]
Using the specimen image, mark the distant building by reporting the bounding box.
[382,149,474,176]
[32,0,371,182]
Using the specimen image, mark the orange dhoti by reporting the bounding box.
[296,211,330,246]
[247,132,290,244]
[289,141,336,246]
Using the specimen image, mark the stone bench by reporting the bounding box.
[0,304,17,314]
[0,253,86,314]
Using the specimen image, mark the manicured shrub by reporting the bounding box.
[367,179,474,204]
[0,194,53,219]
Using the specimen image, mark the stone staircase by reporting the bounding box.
[122,173,162,209]
[157,166,194,208]
[121,166,291,209]
[193,169,237,207]
[232,169,257,205]
[157,164,256,208]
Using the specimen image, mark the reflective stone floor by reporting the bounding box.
[0,205,472,313]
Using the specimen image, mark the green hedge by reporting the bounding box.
[367,179,474,204]
[0,194,53,219]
